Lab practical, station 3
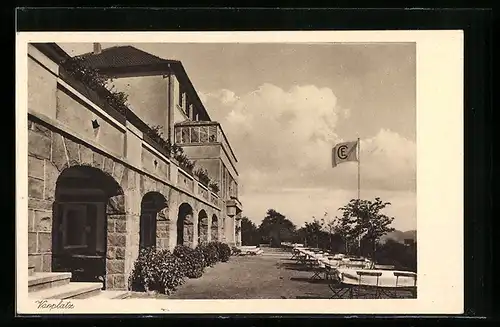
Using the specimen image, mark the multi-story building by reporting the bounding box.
[26,43,243,292]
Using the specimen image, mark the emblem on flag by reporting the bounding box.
[332,140,359,167]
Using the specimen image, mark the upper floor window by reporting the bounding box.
[188,104,194,119]
[179,87,186,109]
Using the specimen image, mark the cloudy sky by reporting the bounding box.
[59,42,416,231]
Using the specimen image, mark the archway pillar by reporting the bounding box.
[167,207,179,251]
[184,214,195,248]
[105,194,131,291]
[116,169,141,291]
[198,216,209,245]
[207,215,212,243]
[156,208,170,250]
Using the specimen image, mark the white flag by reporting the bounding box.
[332,140,359,168]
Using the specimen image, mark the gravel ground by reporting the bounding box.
[127,250,416,299]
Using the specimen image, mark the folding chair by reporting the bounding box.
[309,260,326,280]
[393,271,417,298]
[323,264,341,281]
[296,253,309,265]
[353,270,383,299]
[328,272,354,299]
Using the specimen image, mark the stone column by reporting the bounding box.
[156,208,170,250]
[105,194,128,290]
[183,214,194,248]
[119,169,141,291]
[224,216,235,246]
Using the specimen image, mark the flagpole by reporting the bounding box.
[357,137,361,254]
[357,137,360,200]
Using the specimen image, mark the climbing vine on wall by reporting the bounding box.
[61,56,129,116]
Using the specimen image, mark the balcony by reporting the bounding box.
[174,121,237,164]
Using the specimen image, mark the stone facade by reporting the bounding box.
[27,114,223,290]
[26,43,241,291]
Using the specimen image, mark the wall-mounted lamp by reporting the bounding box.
[153,160,158,168]
[92,119,100,129]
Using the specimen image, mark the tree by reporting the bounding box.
[240,216,259,246]
[258,209,296,247]
[322,213,346,252]
[374,239,417,272]
[304,218,324,248]
[338,197,395,258]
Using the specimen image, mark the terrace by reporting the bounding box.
[126,246,416,299]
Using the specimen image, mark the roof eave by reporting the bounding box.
[31,43,71,64]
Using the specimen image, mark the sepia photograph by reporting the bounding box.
[17,31,463,314]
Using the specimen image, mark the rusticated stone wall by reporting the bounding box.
[28,113,222,290]
[28,115,129,290]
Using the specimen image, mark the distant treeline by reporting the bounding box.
[241,198,417,271]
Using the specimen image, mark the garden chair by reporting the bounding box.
[328,271,354,299]
[309,257,330,280]
[392,271,417,298]
[352,270,383,299]
[291,248,301,260]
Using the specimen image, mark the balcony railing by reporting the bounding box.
[174,122,237,164]
[209,192,219,207]
[197,183,209,200]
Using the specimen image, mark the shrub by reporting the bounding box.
[175,153,195,173]
[61,57,129,116]
[213,242,232,262]
[129,247,185,295]
[173,245,205,278]
[209,181,220,194]
[145,125,171,155]
[197,242,219,266]
[194,168,211,186]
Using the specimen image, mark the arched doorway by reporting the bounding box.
[197,210,208,245]
[51,165,123,289]
[211,214,219,242]
[177,203,194,247]
[140,192,168,250]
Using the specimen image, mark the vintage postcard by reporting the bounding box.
[16,31,463,315]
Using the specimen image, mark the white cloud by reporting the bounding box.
[200,84,416,194]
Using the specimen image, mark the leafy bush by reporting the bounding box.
[209,181,220,194]
[173,245,205,278]
[145,125,171,154]
[61,57,129,115]
[194,168,211,186]
[197,242,219,266]
[175,153,195,173]
[214,242,232,262]
[129,247,185,295]
[143,124,195,175]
